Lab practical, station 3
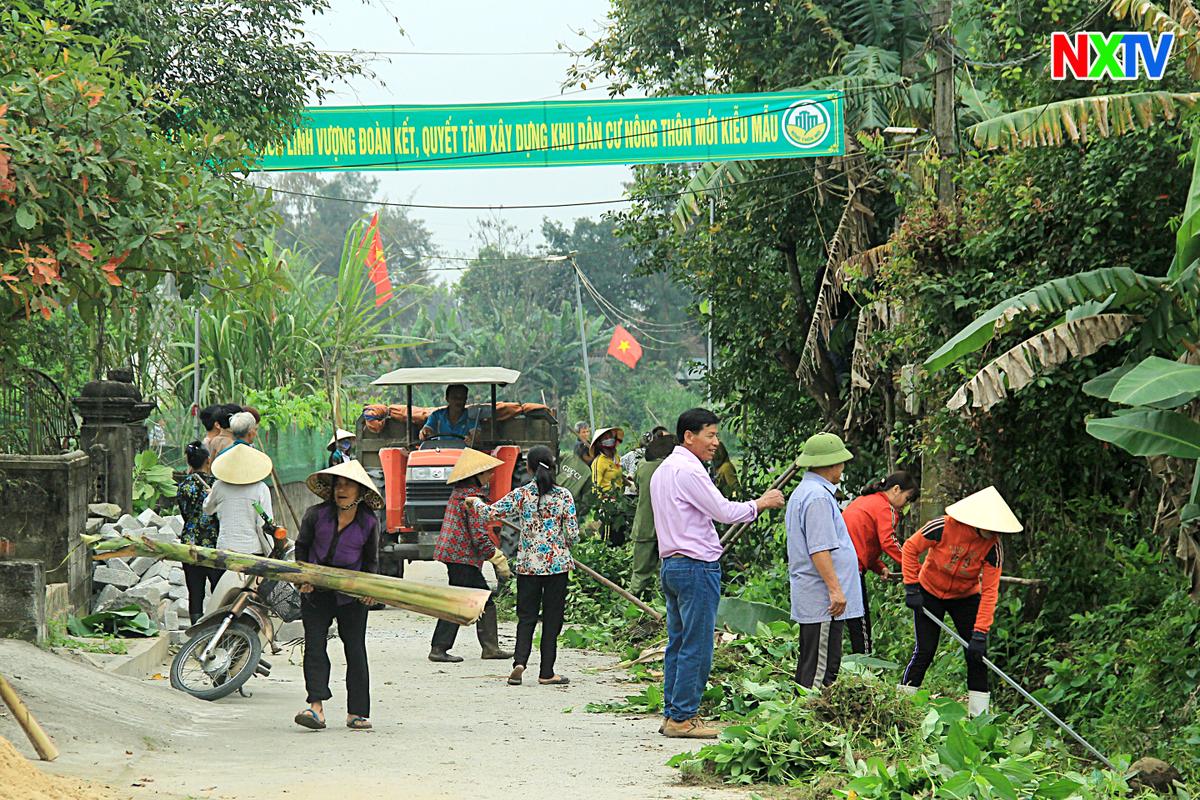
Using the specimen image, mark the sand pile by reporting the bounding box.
[0,736,115,800]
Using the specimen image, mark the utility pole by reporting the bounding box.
[921,0,959,524]
[547,252,595,434]
[572,263,596,433]
[932,0,957,211]
[192,309,201,431]
[706,196,715,397]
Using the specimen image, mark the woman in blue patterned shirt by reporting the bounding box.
[471,445,579,686]
[176,441,224,624]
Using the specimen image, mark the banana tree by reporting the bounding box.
[926,133,1200,592]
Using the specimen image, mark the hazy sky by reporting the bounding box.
[302,0,635,269]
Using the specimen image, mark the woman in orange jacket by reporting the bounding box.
[899,486,1022,717]
[842,472,918,655]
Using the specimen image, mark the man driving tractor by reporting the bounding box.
[419,384,485,446]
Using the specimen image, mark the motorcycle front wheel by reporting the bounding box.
[170,620,263,701]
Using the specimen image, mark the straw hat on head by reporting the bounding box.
[326,428,356,449]
[795,432,854,468]
[446,448,504,484]
[945,486,1023,533]
[306,459,383,510]
[211,443,273,485]
[590,427,624,455]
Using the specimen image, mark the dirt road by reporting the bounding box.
[2,565,743,800]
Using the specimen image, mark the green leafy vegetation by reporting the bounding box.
[67,605,157,639]
[132,450,177,513]
[44,619,128,655]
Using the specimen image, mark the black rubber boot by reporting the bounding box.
[477,606,513,660]
[428,647,464,663]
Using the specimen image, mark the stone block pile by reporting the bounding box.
[87,503,195,644]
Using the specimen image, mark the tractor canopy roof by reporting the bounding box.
[371,367,521,387]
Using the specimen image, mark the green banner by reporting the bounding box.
[254,91,843,171]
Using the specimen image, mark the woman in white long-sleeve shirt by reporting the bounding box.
[203,441,274,555]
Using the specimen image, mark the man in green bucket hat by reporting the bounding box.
[786,432,863,688]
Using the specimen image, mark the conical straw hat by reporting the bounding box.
[211,443,273,485]
[306,459,383,510]
[590,427,624,455]
[326,427,356,449]
[945,486,1023,533]
[446,448,504,484]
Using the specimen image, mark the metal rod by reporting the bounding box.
[919,607,1114,770]
[571,261,595,433]
[406,385,414,444]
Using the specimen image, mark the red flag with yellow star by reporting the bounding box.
[606,325,643,369]
[361,212,393,307]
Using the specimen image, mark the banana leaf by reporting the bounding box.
[68,605,158,638]
[716,597,791,635]
[83,535,489,626]
[1085,410,1200,459]
[1109,355,1200,408]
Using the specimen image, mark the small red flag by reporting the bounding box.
[361,212,393,307]
[606,325,643,369]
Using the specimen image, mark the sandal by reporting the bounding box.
[538,675,570,685]
[346,716,373,730]
[507,665,525,686]
[294,709,326,730]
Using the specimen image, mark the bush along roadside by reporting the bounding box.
[580,618,1193,797]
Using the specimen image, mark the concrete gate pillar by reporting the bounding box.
[72,369,155,513]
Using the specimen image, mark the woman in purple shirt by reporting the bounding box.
[293,460,381,731]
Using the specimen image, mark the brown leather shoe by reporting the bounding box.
[661,717,719,739]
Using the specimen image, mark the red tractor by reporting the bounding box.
[356,367,559,577]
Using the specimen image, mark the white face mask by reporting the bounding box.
[600,438,616,448]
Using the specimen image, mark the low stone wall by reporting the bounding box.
[0,561,46,644]
[0,450,91,611]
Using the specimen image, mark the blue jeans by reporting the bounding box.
[660,556,722,722]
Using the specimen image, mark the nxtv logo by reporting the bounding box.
[1051,32,1174,80]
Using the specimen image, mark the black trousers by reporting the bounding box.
[901,588,988,692]
[514,572,569,679]
[182,564,224,621]
[847,572,873,655]
[795,619,846,688]
[302,591,371,717]
[431,562,496,650]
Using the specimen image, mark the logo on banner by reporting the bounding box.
[1050,32,1174,80]
[782,100,831,148]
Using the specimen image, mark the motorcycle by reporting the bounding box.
[169,505,302,701]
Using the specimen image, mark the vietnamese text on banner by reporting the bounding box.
[254,91,844,171]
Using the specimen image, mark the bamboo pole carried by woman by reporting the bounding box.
[0,674,58,762]
[83,534,489,626]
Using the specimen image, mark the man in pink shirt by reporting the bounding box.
[650,408,785,738]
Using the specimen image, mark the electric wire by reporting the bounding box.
[576,274,696,338]
[317,48,572,56]
[250,140,916,214]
